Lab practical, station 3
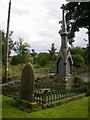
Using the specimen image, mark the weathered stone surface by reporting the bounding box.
[53,76,74,91]
[20,63,35,102]
[53,4,73,90]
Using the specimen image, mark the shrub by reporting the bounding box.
[86,86,90,96]
[39,57,47,66]
[72,54,85,67]
[10,55,30,65]
[34,53,49,64]
[73,77,85,87]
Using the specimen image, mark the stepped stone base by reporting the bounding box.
[52,75,74,91]
[17,98,38,109]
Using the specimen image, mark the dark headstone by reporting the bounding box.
[20,63,35,102]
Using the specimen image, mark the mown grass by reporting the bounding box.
[2,95,89,118]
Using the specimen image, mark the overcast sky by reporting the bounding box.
[0,0,88,54]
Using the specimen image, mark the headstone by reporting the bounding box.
[53,4,73,90]
[20,63,35,102]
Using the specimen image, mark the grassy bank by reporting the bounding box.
[2,95,89,118]
[2,63,88,79]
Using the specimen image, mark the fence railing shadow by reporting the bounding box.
[2,81,87,104]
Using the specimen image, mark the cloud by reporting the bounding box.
[73,28,88,47]
[0,0,88,54]
[12,7,30,16]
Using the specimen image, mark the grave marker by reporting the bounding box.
[20,63,35,102]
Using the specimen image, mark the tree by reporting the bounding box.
[73,77,85,87]
[13,37,30,56]
[48,43,57,55]
[64,2,90,46]
[70,46,88,64]
[72,54,85,67]
[11,37,31,65]
[30,49,37,57]
[8,31,15,56]
[48,43,57,61]
[0,30,15,64]
[11,55,30,65]
[33,53,49,64]
[39,56,47,66]
[0,30,6,64]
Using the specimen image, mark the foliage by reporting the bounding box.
[48,43,57,55]
[2,64,25,77]
[72,54,85,67]
[70,47,88,64]
[8,31,15,56]
[33,53,49,65]
[64,2,90,46]
[0,30,6,64]
[13,37,30,56]
[73,76,85,87]
[72,65,88,75]
[48,43,57,61]
[38,53,50,60]
[86,82,90,96]
[86,86,90,96]
[30,49,37,57]
[70,47,85,55]
[10,55,30,65]
[39,56,47,66]
[0,30,15,66]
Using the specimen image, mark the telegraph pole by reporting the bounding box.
[5,0,11,82]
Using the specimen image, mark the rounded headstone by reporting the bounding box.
[20,63,35,102]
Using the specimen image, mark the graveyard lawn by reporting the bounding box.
[2,95,89,118]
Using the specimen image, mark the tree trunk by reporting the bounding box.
[88,27,90,46]
[88,28,90,71]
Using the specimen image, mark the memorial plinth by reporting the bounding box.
[53,4,73,91]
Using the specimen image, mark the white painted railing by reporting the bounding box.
[34,68,55,77]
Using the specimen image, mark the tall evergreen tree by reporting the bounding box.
[48,43,57,55]
[48,43,57,61]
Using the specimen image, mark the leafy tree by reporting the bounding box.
[70,47,84,55]
[33,53,49,64]
[30,49,37,57]
[73,77,85,87]
[13,37,30,56]
[72,54,85,67]
[38,53,49,60]
[70,46,88,64]
[64,2,90,46]
[0,30,15,64]
[39,56,47,66]
[82,47,88,64]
